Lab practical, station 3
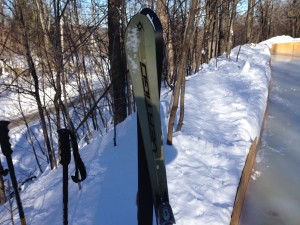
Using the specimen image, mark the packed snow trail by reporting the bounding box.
[240,54,300,225]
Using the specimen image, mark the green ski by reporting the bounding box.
[125,8,175,225]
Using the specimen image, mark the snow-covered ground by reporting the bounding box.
[0,57,108,120]
[0,36,297,225]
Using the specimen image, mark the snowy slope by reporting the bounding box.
[0,36,295,225]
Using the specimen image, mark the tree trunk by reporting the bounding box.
[17,92,43,173]
[53,0,62,129]
[201,0,214,63]
[29,56,57,169]
[0,0,4,26]
[157,0,176,88]
[246,0,255,43]
[17,0,57,169]
[261,0,270,41]
[167,0,200,144]
[210,11,217,59]
[34,0,50,48]
[226,0,238,58]
[218,1,229,56]
[108,0,127,126]
[0,160,6,205]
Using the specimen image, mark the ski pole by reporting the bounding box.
[0,121,27,225]
[58,129,71,225]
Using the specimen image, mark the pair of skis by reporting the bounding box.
[125,8,175,225]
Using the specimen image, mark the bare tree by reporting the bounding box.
[13,0,57,169]
[108,0,127,126]
[286,0,300,37]
[157,0,176,88]
[218,0,229,56]
[0,160,6,205]
[226,0,238,57]
[0,0,4,26]
[0,0,116,174]
[167,0,201,145]
[246,0,255,43]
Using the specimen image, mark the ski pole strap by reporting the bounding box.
[58,129,71,166]
[0,121,13,156]
[0,160,8,176]
[0,167,9,176]
[69,132,86,183]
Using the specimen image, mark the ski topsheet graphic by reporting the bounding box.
[125,8,175,225]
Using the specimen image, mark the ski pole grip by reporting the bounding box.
[58,129,71,166]
[0,120,13,157]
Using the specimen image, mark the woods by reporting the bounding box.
[0,0,299,205]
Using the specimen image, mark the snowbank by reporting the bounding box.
[162,43,271,225]
[260,35,299,46]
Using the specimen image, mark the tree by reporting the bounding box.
[246,0,255,43]
[0,0,118,172]
[157,0,176,88]
[0,0,59,169]
[0,0,3,26]
[167,0,201,145]
[286,0,300,37]
[0,160,6,205]
[108,0,127,126]
[226,0,238,57]
[260,0,271,41]
[218,0,229,56]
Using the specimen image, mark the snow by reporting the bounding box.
[125,27,141,72]
[0,36,297,225]
[0,58,108,120]
[260,35,300,48]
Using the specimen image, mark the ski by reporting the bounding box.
[125,8,175,225]
[138,8,164,225]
